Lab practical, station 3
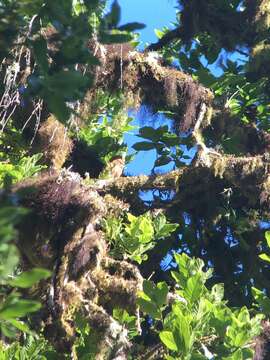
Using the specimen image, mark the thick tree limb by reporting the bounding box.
[99,151,270,216]
[90,45,213,132]
[104,169,185,193]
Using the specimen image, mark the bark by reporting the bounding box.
[12,169,143,355]
[100,151,270,217]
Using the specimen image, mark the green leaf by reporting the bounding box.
[211,284,224,302]
[195,68,216,87]
[137,298,161,319]
[0,300,41,319]
[171,270,186,289]
[155,29,166,39]
[138,126,159,141]
[138,217,154,243]
[42,70,91,100]
[156,223,179,239]
[100,32,133,44]
[7,319,32,334]
[185,275,203,303]
[252,287,270,314]
[118,22,145,32]
[0,322,17,338]
[265,231,270,248]
[174,314,192,354]
[226,349,243,360]
[140,280,168,309]
[132,141,156,151]
[108,0,121,27]
[259,253,270,263]
[154,155,171,167]
[160,133,181,147]
[155,282,169,307]
[159,331,178,351]
[8,268,51,288]
[143,280,157,300]
[45,94,71,122]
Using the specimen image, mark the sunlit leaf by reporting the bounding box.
[160,331,178,351]
[0,300,41,319]
[259,253,270,263]
[8,268,51,288]
[265,231,270,248]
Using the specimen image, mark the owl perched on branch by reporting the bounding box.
[101,155,125,180]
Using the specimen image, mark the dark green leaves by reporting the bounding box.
[140,253,263,358]
[38,70,92,121]
[137,280,169,320]
[0,298,41,320]
[103,0,145,33]
[132,141,156,151]
[104,212,178,264]
[8,268,51,288]
[31,36,49,73]
[100,32,133,44]
[154,214,179,239]
[132,125,184,170]
[0,206,28,279]
[252,287,270,315]
[104,0,121,29]
[41,70,91,100]
[0,204,51,339]
[118,22,145,32]
[154,155,171,167]
[138,126,158,141]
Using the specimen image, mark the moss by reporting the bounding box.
[89,46,213,133]
[33,116,73,170]
[254,0,270,32]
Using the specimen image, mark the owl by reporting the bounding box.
[101,155,125,180]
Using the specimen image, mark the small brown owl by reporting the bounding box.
[102,155,125,180]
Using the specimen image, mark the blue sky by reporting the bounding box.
[107,0,178,46]
[107,0,179,175]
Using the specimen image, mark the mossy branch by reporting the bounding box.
[101,169,186,193]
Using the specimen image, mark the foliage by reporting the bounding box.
[73,308,139,358]
[0,125,50,337]
[252,231,270,316]
[0,335,58,360]
[258,231,270,264]
[1,0,270,358]
[72,314,99,359]
[104,212,178,264]
[0,0,143,123]
[0,124,46,188]
[78,92,135,166]
[138,253,263,359]
[112,308,139,339]
[0,153,46,188]
[133,125,188,171]
[0,205,51,339]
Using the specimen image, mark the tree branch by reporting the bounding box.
[103,169,185,193]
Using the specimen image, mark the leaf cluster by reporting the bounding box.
[138,253,263,359]
[103,212,178,264]
[0,206,50,339]
[133,125,189,171]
